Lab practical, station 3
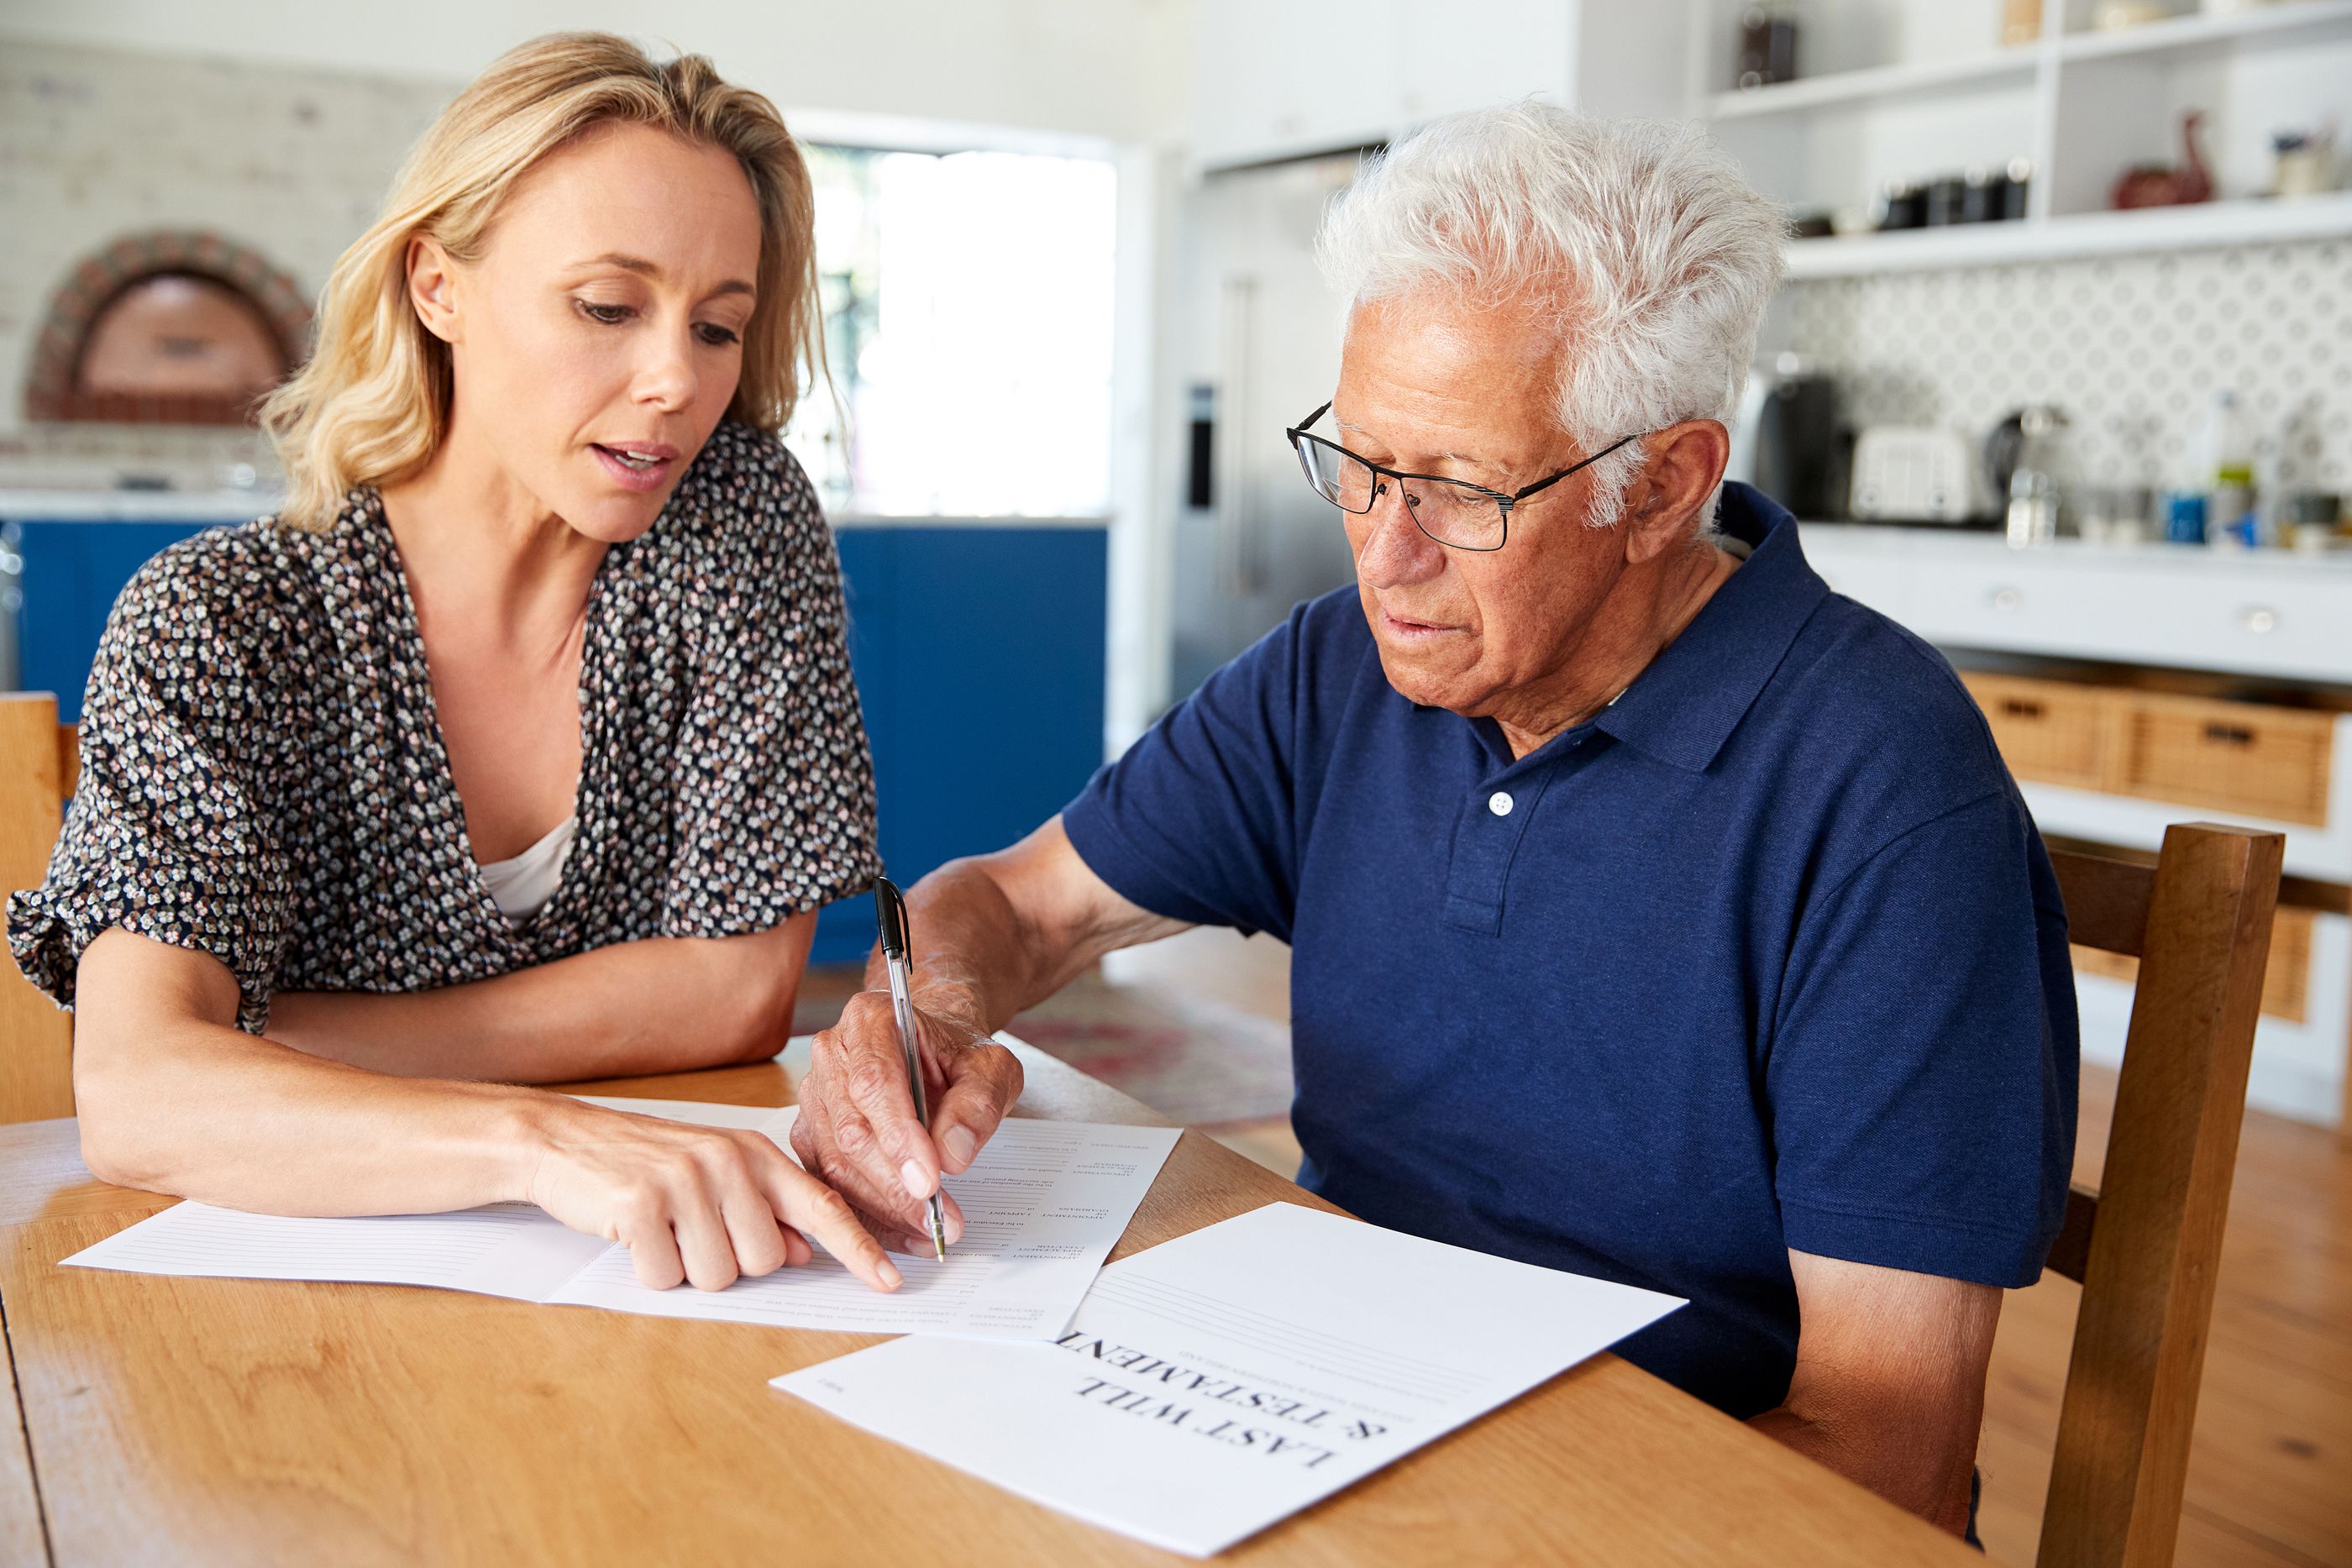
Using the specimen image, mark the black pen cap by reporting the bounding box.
[874,875,911,962]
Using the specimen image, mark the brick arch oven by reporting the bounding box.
[24,230,312,426]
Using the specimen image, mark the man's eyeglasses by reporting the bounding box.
[1284,402,1640,552]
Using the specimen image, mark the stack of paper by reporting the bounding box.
[775,1201,1684,1556]
[64,1097,1179,1340]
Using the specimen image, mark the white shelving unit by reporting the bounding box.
[1689,0,2352,275]
[1706,50,2035,120]
[1782,189,2352,275]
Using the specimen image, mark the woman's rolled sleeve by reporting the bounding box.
[6,549,292,1032]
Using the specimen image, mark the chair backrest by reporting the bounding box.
[0,692,77,1124]
[2036,821,2283,1568]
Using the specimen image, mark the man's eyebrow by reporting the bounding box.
[571,252,755,299]
[1340,421,1494,470]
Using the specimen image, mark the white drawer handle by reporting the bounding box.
[2239,606,2279,634]
[1989,586,2024,612]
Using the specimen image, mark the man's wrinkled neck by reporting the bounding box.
[1489,533,1740,760]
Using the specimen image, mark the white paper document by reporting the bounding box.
[63,1098,1179,1340]
[774,1202,1683,1557]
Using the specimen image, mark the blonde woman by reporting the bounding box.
[7,34,909,1295]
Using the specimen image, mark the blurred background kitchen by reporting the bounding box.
[1,3,2346,1560]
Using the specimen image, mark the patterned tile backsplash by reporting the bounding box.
[1785,239,2352,495]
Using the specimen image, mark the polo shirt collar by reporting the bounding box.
[1585,482,1830,774]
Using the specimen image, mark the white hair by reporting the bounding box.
[1315,102,1785,527]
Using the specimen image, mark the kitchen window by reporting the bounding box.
[790,144,1117,519]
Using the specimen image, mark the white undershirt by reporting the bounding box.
[478,814,578,929]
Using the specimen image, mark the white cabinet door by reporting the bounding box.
[1193,0,1404,170]
[1189,1,1688,170]
[1394,0,1577,124]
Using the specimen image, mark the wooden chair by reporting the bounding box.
[2036,821,2283,1568]
[1,691,79,1124]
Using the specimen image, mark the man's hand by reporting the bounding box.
[790,990,1026,1252]
[525,1099,903,1293]
[789,822,1181,1249]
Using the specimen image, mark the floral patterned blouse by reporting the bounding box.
[8,421,881,1033]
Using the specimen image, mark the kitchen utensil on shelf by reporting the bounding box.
[1983,410,2028,498]
[2164,491,2208,545]
[2000,406,2072,548]
[2092,1,2171,29]
[1924,174,1970,227]
[2079,485,2155,546]
[1736,3,1799,89]
[2003,0,2043,45]
[1851,428,1983,524]
[1962,166,2006,223]
[2111,111,2214,209]
[2002,158,2034,219]
[2192,388,2257,543]
[2271,127,2341,197]
[1877,179,1925,230]
[2281,492,2344,551]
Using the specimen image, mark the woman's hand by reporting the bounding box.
[522,1100,903,1293]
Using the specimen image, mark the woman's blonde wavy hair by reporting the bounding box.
[260,31,822,531]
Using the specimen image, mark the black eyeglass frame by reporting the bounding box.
[1284,401,1641,552]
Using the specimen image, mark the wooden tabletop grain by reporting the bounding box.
[0,1040,1979,1566]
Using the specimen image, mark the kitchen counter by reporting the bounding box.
[1798,521,2352,688]
[1798,520,2352,574]
[0,488,286,522]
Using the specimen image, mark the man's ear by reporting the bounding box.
[405,235,462,346]
[1620,418,1730,566]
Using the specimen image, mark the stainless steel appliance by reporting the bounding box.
[1727,354,1845,519]
[1168,155,1362,698]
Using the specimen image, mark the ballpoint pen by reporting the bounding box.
[874,876,949,1261]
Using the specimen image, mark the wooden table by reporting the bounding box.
[0,1041,1979,1565]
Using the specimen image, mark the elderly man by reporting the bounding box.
[794,105,2075,1539]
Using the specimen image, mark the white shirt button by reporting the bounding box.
[1488,790,1515,818]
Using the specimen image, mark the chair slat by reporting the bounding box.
[2045,1183,2098,1285]
[2051,847,2156,957]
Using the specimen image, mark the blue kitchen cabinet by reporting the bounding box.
[6,515,1106,968]
[817,526,1106,962]
[16,521,218,719]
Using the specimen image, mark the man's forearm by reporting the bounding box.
[1759,1252,2000,1539]
[871,856,1102,1035]
[268,919,814,1083]
[1749,1403,1976,1535]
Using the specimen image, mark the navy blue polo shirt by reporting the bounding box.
[1063,483,2077,1419]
